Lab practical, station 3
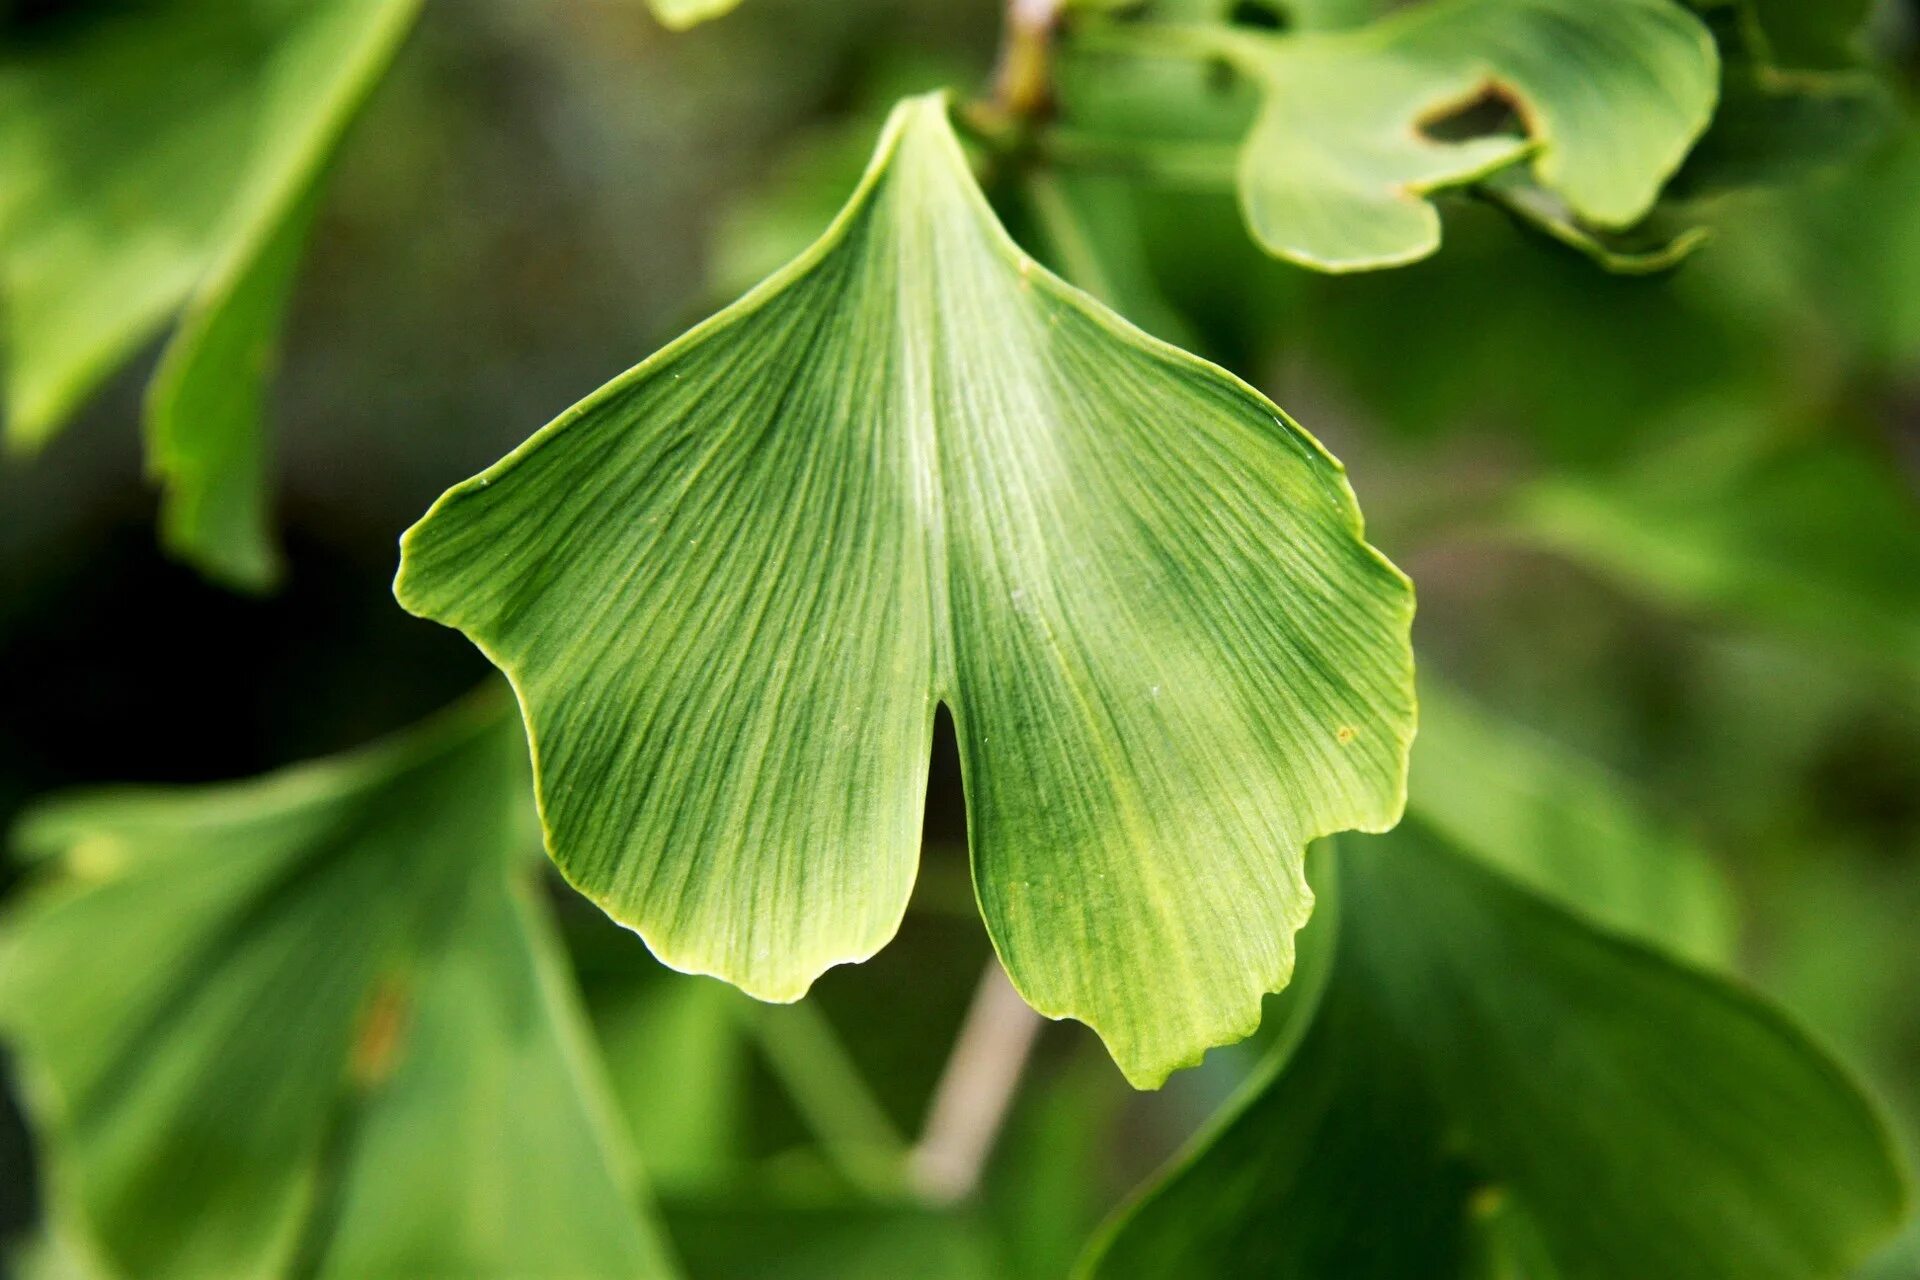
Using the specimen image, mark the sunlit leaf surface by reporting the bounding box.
[0,0,418,586]
[648,0,745,30]
[1205,0,1719,270]
[396,93,1416,1087]
[0,696,677,1279]
[1085,823,1910,1279]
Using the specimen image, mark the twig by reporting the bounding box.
[992,0,1066,121]
[908,958,1047,1203]
[745,1001,910,1200]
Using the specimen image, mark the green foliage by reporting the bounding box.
[1409,681,1733,963]
[1084,822,1911,1279]
[395,94,1416,1087]
[1510,418,1920,678]
[0,695,677,1279]
[1474,168,1714,274]
[0,0,419,587]
[1674,0,1895,200]
[142,189,322,593]
[591,974,751,1195]
[1206,0,1719,270]
[4,0,1919,1274]
[1705,0,1874,70]
[666,1204,999,1280]
[1062,0,1895,279]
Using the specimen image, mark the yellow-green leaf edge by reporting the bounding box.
[396,92,1417,1088]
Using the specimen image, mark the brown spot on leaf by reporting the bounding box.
[349,976,410,1088]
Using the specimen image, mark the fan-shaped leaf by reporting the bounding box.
[395,93,1416,1088]
[1477,170,1714,275]
[1202,0,1719,270]
[0,695,677,1279]
[0,0,418,587]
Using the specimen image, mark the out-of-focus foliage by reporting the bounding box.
[1408,680,1734,962]
[1510,414,1920,678]
[0,694,677,1278]
[396,94,1416,1089]
[648,0,746,30]
[0,0,420,587]
[1057,0,1898,277]
[2,0,1919,1274]
[1706,0,1874,70]
[1086,823,1910,1280]
[1206,0,1718,269]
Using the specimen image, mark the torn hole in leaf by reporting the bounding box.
[1417,80,1530,145]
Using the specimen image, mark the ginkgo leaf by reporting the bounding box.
[1197,0,1719,270]
[0,694,677,1280]
[1082,824,1911,1279]
[395,93,1416,1088]
[0,0,419,587]
[648,0,745,30]
[1477,170,1713,276]
[142,185,322,592]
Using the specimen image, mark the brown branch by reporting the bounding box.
[908,958,1046,1202]
[990,0,1064,124]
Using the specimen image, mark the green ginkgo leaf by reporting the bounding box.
[0,0,419,588]
[1083,823,1911,1279]
[0,694,677,1280]
[1199,0,1719,270]
[395,93,1416,1088]
[1476,169,1714,276]
[142,185,323,593]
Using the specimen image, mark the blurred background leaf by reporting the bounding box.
[0,0,421,586]
[1087,824,1910,1280]
[0,694,677,1278]
[2,0,1918,1272]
